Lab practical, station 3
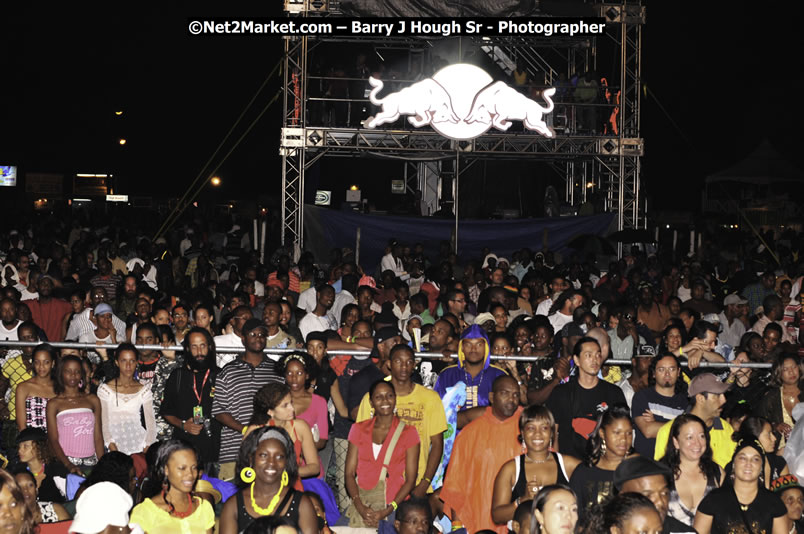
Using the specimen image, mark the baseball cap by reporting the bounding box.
[94,303,114,316]
[68,481,133,533]
[241,318,267,336]
[474,312,495,326]
[724,293,748,306]
[613,456,672,491]
[375,326,401,345]
[687,373,730,397]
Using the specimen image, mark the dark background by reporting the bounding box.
[1,2,802,214]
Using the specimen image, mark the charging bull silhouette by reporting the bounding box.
[465,84,556,137]
[364,77,461,128]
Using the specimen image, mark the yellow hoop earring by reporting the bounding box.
[281,470,289,486]
[240,467,256,484]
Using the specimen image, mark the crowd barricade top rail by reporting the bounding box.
[0,340,773,369]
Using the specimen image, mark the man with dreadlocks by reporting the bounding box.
[434,325,507,429]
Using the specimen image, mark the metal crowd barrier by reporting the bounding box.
[0,340,773,369]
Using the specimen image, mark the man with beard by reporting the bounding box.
[114,274,139,320]
[440,375,523,534]
[631,353,688,457]
[161,327,219,468]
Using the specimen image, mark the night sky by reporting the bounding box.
[2,3,802,212]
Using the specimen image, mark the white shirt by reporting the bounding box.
[548,311,573,333]
[718,311,746,349]
[213,332,244,369]
[535,298,553,317]
[125,258,158,290]
[380,253,405,277]
[299,311,337,342]
[297,286,318,313]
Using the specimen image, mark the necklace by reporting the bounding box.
[163,490,194,518]
[525,454,552,464]
[250,471,289,516]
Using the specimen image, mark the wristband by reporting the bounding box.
[452,522,464,531]
[679,347,684,356]
[241,425,249,435]
[390,500,398,511]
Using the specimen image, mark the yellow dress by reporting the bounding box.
[130,496,215,534]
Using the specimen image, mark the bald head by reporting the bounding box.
[587,327,611,360]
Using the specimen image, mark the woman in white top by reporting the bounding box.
[97,343,157,455]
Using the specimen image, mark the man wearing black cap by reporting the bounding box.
[346,326,402,420]
[613,456,696,534]
[212,318,282,481]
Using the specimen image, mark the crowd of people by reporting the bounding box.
[0,214,802,534]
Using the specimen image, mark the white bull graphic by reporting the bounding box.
[364,77,461,128]
[465,83,556,137]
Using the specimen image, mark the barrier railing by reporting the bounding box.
[0,341,773,368]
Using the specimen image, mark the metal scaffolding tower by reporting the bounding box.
[280,2,645,249]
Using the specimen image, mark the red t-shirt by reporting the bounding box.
[27,298,72,342]
[347,416,419,504]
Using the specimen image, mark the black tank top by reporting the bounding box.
[511,452,570,502]
[236,488,301,533]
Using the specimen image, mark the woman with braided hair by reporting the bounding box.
[220,426,317,534]
[130,439,214,533]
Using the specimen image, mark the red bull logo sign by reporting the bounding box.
[364,63,556,140]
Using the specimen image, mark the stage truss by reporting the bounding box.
[280,2,645,249]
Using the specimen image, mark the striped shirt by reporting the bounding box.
[211,356,282,462]
[65,308,126,342]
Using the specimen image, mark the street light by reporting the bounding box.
[210,176,221,186]
[118,139,127,145]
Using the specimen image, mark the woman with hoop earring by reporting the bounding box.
[220,426,317,534]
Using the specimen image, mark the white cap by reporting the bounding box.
[69,482,133,533]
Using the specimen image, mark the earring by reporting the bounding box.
[600,440,607,455]
[370,409,374,418]
[241,467,256,484]
[281,470,289,486]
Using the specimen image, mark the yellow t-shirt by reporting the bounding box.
[654,416,736,468]
[2,356,32,421]
[130,496,215,534]
[356,382,447,485]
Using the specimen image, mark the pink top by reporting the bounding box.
[297,394,329,441]
[56,408,96,458]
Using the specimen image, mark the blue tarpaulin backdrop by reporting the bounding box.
[304,205,616,272]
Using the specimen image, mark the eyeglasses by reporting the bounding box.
[656,366,678,373]
[247,331,267,338]
[621,313,634,321]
